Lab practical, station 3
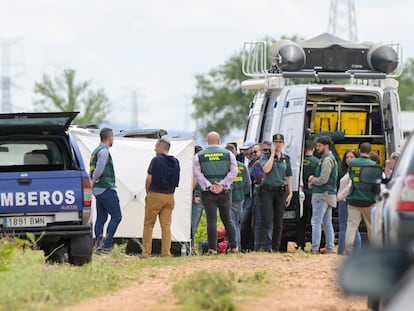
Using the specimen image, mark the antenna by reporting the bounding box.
[327,0,358,42]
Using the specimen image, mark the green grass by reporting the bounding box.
[172,269,269,311]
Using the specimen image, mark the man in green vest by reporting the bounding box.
[345,142,380,253]
[89,128,122,254]
[225,144,251,251]
[193,131,238,255]
[308,136,337,254]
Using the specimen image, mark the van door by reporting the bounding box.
[278,87,307,193]
[382,89,403,155]
[244,92,266,143]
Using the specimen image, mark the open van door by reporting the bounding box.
[244,92,267,143]
[382,89,403,155]
[278,87,308,193]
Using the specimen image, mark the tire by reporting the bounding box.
[68,234,93,266]
[69,255,92,266]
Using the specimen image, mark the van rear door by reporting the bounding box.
[278,87,307,193]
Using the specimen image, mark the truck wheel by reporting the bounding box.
[68,234,93,266]
[69,255,92,266]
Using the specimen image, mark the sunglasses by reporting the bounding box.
[263,149,270,152]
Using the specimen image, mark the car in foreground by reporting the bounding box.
[371,132,414,246]
[339,245,414,311]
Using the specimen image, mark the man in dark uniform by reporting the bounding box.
[296,139,319,250]
[256,134,293,252]
[193,131,238,255]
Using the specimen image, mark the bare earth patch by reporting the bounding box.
[61,248,369,311]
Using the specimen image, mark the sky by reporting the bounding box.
[0,0,413,138]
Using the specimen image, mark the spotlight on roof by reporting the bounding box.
[367,44,399,74]
[269,40,306,71]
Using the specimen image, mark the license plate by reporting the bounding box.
[3,216,47,228]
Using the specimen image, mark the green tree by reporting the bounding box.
[34,68,110,125]
[397,58,414,110]
[192,35,303,137]
[192,53,252,137]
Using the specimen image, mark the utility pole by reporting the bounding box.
[1,38,23,113]
[327,0,358,42]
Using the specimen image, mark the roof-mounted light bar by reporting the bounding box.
[242,33,402,79]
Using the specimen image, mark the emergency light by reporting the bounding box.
[268,33,399,74]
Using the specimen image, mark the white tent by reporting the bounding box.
[70,128,194,242]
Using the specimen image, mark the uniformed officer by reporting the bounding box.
[256,134,293,252]
[345,142,380,253]
[193,131,238,255]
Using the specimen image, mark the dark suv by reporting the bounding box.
[0,112,93,265]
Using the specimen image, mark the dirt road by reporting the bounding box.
[61,250,369,311]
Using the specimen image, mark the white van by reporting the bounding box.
[241,33,403,250]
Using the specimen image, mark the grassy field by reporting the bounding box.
[0,240,272,311]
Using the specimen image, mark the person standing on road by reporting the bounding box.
[337,149,361,255]
[296,139,319,251]
[308,136,337,254]
[141,138,180,258]
[225,143,251,251]
[251,141,272,251]
[90,128,122,254]
[345,142,380,254]
[256,134,293,252]
[193,131,238,255]
[239,141,255,252]
[191,145,204,252]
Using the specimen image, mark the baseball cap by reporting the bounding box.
[273,134,284,142]
[240,141,255,150]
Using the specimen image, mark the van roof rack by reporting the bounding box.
[242,33,402,79]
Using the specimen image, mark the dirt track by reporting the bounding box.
[61,249,369,311]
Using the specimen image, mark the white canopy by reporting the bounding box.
[70,128,194,242]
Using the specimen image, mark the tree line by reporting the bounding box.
[34,42,414,135]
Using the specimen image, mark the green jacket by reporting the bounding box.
[198,146,231,184]
[312,152,338,195]
[303,154,319,194]
[90,144,116,188]
[347,157,378,207]
[231,161,250,201]
[258,153,292,186]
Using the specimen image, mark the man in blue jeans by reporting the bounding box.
[225,144,251,251]
[308,136,337,254]
[89,128,122,254]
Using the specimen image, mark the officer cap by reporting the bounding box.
[273,134,284,142]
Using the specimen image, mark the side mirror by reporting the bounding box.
[339,247,412,299]
[359,165,383,185]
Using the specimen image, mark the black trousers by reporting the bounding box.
[256,186,287,252]
[201,190,237,250]
[296,193,312,249]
